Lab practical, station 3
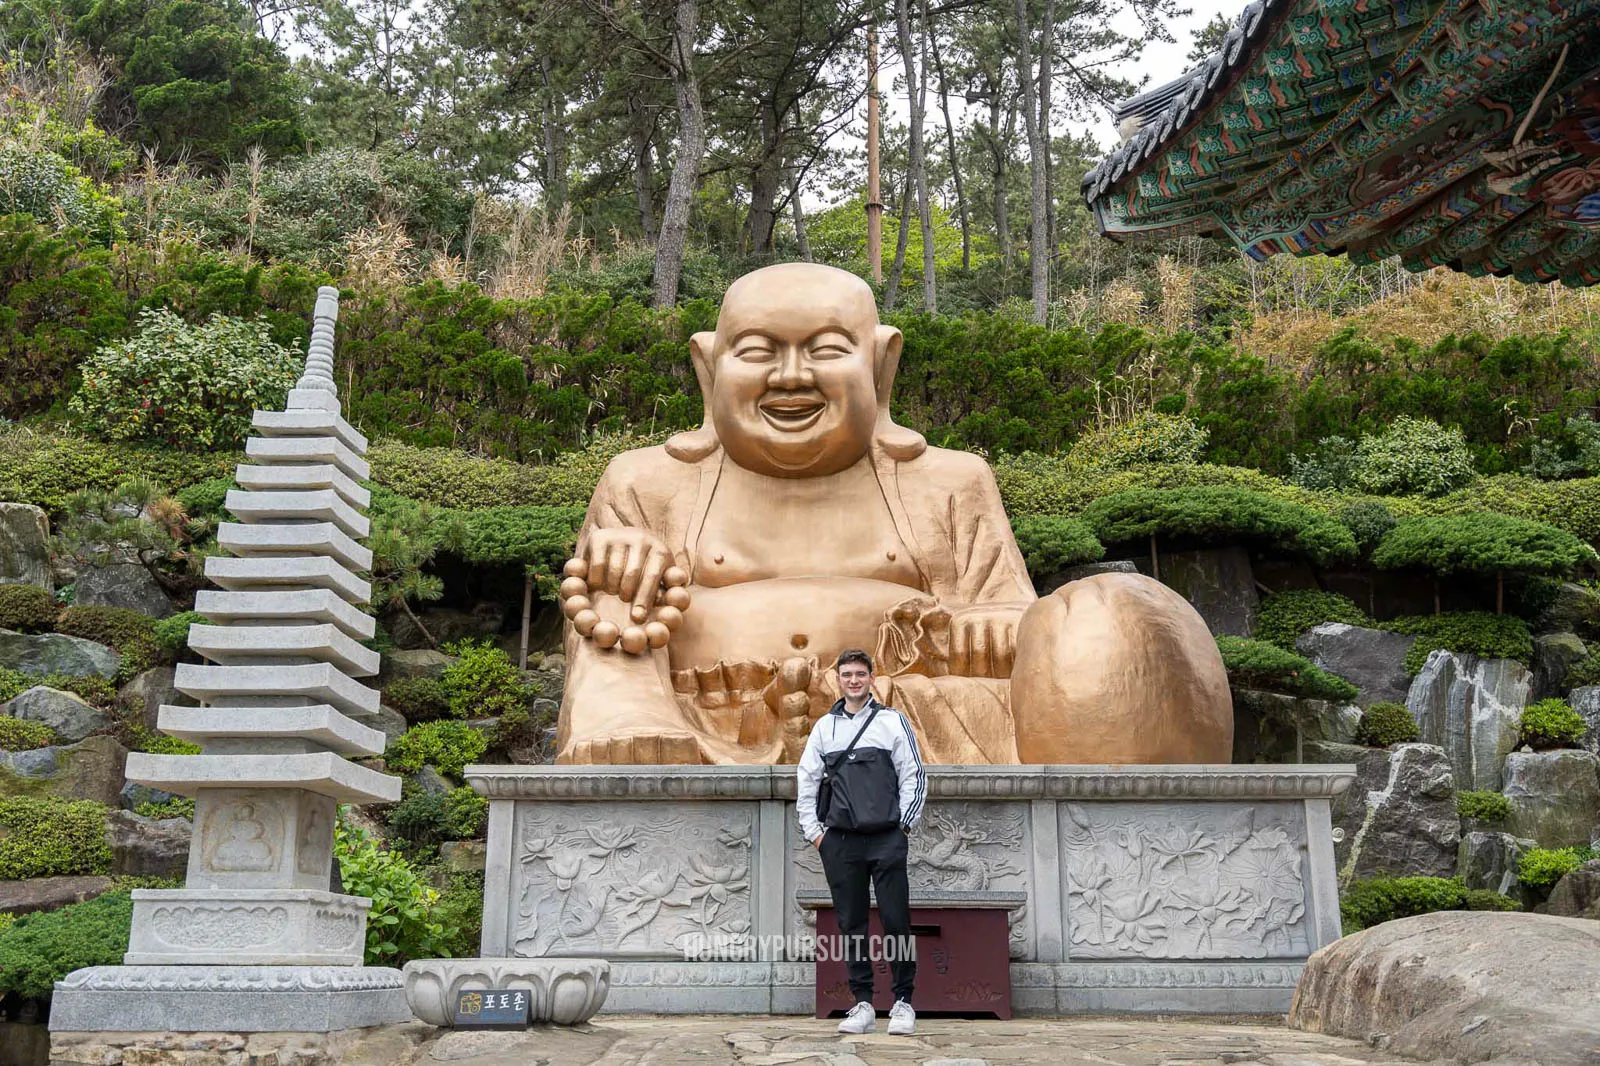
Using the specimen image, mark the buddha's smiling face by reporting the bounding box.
[707,264,881,478]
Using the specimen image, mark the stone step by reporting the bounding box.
[252,409,368,454]
[194,589,375,641]
[234,463,370,509]
[245,435,370,481]
[175,662,379,718]
[217,521,372,573]
[157,704,386,757]
[125,750,400,804]
[224,489,369,539]
[204,556,371,605]
[188,624,380,677]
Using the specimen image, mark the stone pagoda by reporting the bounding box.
[50,286,411,1034]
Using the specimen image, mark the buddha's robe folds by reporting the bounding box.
[565,438,1035,764]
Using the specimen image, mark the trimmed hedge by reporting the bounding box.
[1519,698,1587,749]
[1082,486,1358,565]
[0,890,132,1000]
[1009,514,1104,576]
[1255,589,1371,651]
[0,429,237,515]
[1214,636,1359,701]
[1356,702,1421,747]
[384,720,488,780]
[1340,875,1517,934]
[1373,512,1595,580]
[1518,846,1596,890]
[1386,612,1534,674]
[55,604,160,681]
[0,583,61,633]
[0,796,112,879]
[1457,790,1512,822]
[0,716,57,751]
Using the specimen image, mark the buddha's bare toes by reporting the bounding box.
[563,729,706,765]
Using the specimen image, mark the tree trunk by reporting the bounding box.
[630,98,658,243]
[1014,0,1048,322]
[519,570,534,670]
[1038,0,1056,260]
[989,95,1013,270]
[926,0,969,271]
[1150,533,1160,582]
[399,595,438,649]
[1496,571,1504,614]
[540,56,569,210]
[883,170,913,311]
[745,101,785,254]
[895,0,935,312]
[866,21,883,283]
[790,171,812,260]
[652,0,706,309]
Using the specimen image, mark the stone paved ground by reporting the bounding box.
[332,1016,1419,1066]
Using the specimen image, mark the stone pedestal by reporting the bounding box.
[51,288,407,1038]
[467,763,1354,1015]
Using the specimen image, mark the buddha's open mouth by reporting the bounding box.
[758,395,826,432]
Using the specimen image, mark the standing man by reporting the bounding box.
[797,649,927,1035]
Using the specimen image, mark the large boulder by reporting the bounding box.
[1406,649,1528,791]
[386,602,504,650]
[1333,743,1460,882]
[1543,858,1600,920]
[3,685,111,742]
[119,780,179,811]
[1532,632,1587,701]
[1289,911,1600,1064]
[1041,559,1139,594]
[104,809,191,877]
[0,874,114,916]
[0,503,51,589]
[1571,685,1600,758]
[0,628,119,678]
[1541,581,1600,634]
[1296,623,1416,706]
[373,705,408,744]
[0,734,128,805]
[1157,545,1257,637]
[1503,749,1600,848]
[73,562,174,618]
[1231,688,1361,763]
[378,648,456,685]
[1458,831,1538,903]
[118,666,194,731]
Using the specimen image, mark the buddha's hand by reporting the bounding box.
[561,528,690,654]
[948,604,1023,678]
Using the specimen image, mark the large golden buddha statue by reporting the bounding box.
[553,263,1232,766]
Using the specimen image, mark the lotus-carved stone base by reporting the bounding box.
[403,958,610,1025]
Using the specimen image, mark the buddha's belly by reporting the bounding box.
[669,577,926,669]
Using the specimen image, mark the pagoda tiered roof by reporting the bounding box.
[1082,0,1600,285]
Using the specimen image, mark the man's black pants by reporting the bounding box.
[819,827,915,1003]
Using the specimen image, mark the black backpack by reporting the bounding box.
[816,707,902,833]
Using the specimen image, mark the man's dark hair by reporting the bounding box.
[836,649,873,672]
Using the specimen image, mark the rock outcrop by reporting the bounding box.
[1333,743,1459,882]
[0,875,114,916]
[1296,623,1415,706]
[1503,749,1600,848]
[1532,632,1587,700]
[104,809,191,877]
[1158,545,1257,637]
[1406,649,1529,791]
[1458,830,1537,902]
[73,562,174,617]
[0,629,119,679]
[117,666,194,731]
[1571,685,1600,758]
[0,734,128,804]
[1232,688,1361,763]
[3,685,111,742]
[0,503,51,589]
[1289,911,1600,1065]
[1543,859,1600,920]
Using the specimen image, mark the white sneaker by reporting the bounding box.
[837,1000,875,1034]
[887,998,915,1035]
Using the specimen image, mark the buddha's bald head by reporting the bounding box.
[694,263,891,478]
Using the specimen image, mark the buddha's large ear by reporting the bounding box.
[873,323,925,460]
[666,330,721,462]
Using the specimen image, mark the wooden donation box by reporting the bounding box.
[810,896,1018,1019]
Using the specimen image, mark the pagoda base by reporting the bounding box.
[48,965,411,1032]
[125,889,371,965]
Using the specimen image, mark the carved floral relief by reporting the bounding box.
[1061,802,1310,960]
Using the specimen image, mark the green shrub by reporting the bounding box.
[1009,514,1104,576]
[0,428,239,515]
[1255,589,1371,651]
[1457,790,1512,822]
[0,667,28,702]
[1372,513,1594,585]
[1517,846,1596,890]
[70,309,299,451]
[0,890,132,1000]
[127,725,202,755]
[1214,635,1359,701]
[36,672,118,709]
[451,506,583,571]
[1339,500,1398,551]
[0,796,112,878]
[1064,412,1210,470]
[0,583,61,633]
[334,821,454,966]
[1340,876,1467,933]
[1353,417,1477,497]
[387,786,489,850]
[172,477,233,521]
[1290,436,1359,492]
[434,869,484,959]
[385,720,488,780]
[1082,486,1358,565]
[1355,701,1421,747]
[0,146,119,242]
[1518,698,1587,749]
[440,640,530,720]
[0,716,57,751]
[134,796,195,819]
[55,604,158,668]
[1569,646,1600,688]
[152,611,205,657]
[1462,888,1520,912]
[383,676,451,722]
[1385,612,1534,674]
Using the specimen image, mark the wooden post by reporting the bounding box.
[866,21,883,283]
[1150,533,1160,582]
[1496,570,1504,614]
[519,570,534,671]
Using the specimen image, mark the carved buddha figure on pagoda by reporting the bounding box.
[554,263,1232,766]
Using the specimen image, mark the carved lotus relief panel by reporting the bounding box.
[513,802,753,957]
[789,802,1034,958]
[1060,801,1311,960]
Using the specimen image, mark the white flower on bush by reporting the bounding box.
[69,308,300,450]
